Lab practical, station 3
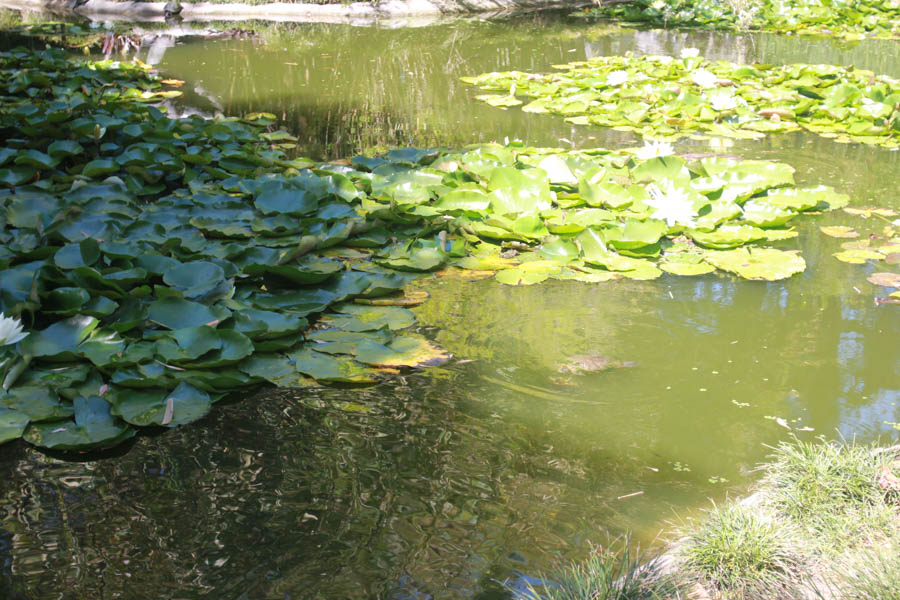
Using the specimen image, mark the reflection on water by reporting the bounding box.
[0,9,899,599]
[143,15,899,160]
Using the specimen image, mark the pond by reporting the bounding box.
[0,9,899,599]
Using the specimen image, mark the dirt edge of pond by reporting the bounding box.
[1,0,591,23]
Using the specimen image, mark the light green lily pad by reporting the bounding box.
[833,249,884,264]
[820,226,859,238]
[867,272,900,288]
[704,248,806,281]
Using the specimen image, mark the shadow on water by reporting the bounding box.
[0,372,654,599]
[0,7,898,599]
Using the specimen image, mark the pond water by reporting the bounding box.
[1,9,899,599]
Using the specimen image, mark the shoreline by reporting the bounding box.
[0,0,589,23]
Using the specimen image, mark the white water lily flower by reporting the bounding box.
[655,55,674,65]
[691,68,718,89]
[680,47,700,58]
[635,139,675,159]
[606,70,628,86]
[645,182,698,228]
[0,313,28,346]
[709,92,738,111]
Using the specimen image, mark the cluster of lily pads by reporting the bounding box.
[0,48,448,450]
[578,0,900,40]
[0,47,854,451]
[461,50,900,148]
[821,207,900,303]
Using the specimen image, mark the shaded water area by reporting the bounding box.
[1,9,900,599]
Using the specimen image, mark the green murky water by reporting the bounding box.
[1,10,899,599]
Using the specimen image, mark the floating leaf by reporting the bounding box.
[355,335,450,368]
[704,247,806,281]
[0,407,29,444]
[844,207,898,218]
[820,226,859,238]
[289,347,377,383]
[1,385,73,422]
[20,315,99,360]
[323,304,416,332]
[308,329,393,355]
[867,273,900,288]
[23,396,134,450]
[163,261,228,300]
[353,290,430,307]
[659,254,716,276]
[238,354,302,387]
[833,249,884,264]
[495,260,562,286]
[108,382,212,427]
[148,298,229,330]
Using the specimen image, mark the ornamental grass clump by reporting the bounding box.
[816,540,900,600]
[759,438,900,555]
[676,501,804,599]
[521,536,681,600]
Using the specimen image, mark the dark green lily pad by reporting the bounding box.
[20,315,99,360]
[108,382,212,427]
[0,407,29,444]
[148,298,230,330]
[289,347,377,384]
[23,395,134,450]
[1,385,73,422]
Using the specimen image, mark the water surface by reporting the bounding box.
[0,11,899,599]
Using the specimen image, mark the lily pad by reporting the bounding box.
[20,315,99,360]
[1,385,73,422]
[867,273,900,288]
[108,382,212,427]
[0,407,29,444]
[704,247,806,281]
[322,304,416,332]
[23,396,134,450]
[148,298,229,330]
[355,335,450,368]
[820,226,859,238]
[163,261,228,300]
[833,249,884,264]
[289,347,377,384]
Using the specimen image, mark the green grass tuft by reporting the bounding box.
[760,437,900,554]
[677,501,802,599]
[816,540,900,600]
[522,535,680,600]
